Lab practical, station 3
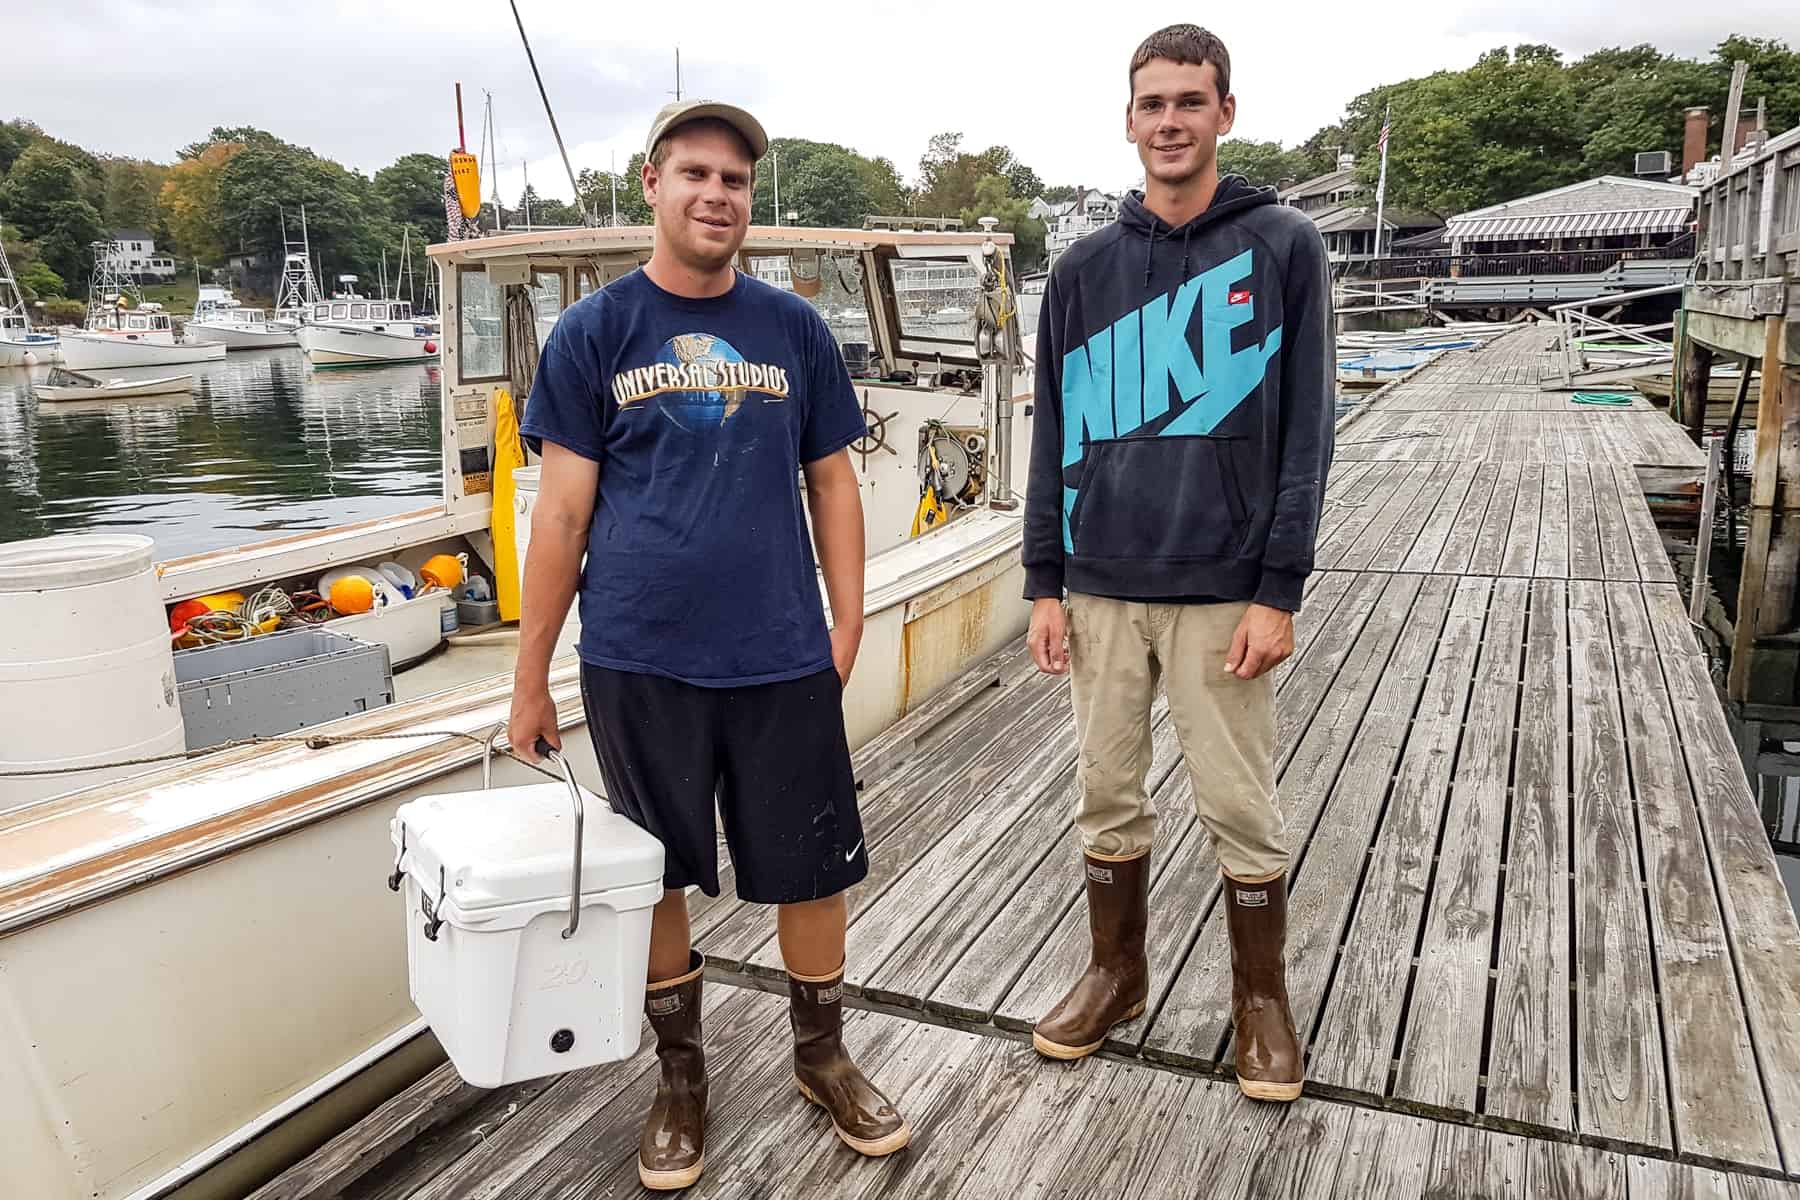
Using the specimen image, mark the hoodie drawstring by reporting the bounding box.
[1143,222,1158,286]
[1180,225,1192,279]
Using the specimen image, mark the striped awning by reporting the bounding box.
[1447,206,1692,242]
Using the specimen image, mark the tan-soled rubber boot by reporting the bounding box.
[639,951,707,1190]
[1224,872,1303,1102]
[1031,849,1151,1060]
[789,966,912,1156]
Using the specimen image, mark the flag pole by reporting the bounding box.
[1373,103,1391,261]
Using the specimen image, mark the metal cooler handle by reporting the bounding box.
[535,738,586,940]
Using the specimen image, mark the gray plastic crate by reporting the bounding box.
[174,627,395,750]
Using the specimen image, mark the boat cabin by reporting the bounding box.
[309,298,419,324]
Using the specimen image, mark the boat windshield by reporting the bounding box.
[746,252,877,369]
[888,258,979,346]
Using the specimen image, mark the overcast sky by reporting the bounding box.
[12,0,1798,211]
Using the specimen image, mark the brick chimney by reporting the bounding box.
[1683,106,1710,176]
[1734,112,1758,154]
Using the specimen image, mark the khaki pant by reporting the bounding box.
[1067,593,1287,881]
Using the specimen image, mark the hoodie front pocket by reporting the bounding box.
[1068,435,1251,560]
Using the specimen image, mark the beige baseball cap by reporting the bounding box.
[644,99,769,161]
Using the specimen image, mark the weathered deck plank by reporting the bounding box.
[1306,576,1489,1100]
[1484,578,1574,1133]
[1567,578,1671,1153]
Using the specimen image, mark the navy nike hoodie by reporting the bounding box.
[1022,177,1334,612]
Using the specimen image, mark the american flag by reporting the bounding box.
[1377,117,1390,153]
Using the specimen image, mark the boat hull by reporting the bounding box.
[185,322,299,350]
[300,323,436,367]
[60,334,226,371]
[0,335,62,367]
[35,374,194,401]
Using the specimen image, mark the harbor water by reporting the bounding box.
[0,350,442,560]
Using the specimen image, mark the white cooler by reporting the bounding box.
[390,748,664,1087]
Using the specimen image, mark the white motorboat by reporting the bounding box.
[0,231,59,366]
[32,366,194,401]
[59,312,227,370]
[185,299,299,350]
[299,290,437,367]
[61,258,226,370]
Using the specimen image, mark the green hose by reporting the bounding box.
[1570,391,1636,407]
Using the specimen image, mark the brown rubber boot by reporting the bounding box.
[1031,849,1151,1060]
[789,967,912,1156]
[1224,872,1303,1102]
[639,952,707,1190]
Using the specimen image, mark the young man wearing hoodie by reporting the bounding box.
[1021,25,1333,1102]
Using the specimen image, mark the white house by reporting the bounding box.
[1038,188,1121,267]
[1279,155,1443,268]
[103,230,178,281]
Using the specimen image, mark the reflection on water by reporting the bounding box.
[0,349,442,560]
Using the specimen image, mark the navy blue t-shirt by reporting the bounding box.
[519,267,866,687]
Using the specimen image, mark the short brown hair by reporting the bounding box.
[1129,25,1230,103]
[649,117,756,173]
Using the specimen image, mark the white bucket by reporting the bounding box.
[0,534,186,811]
[512,465,539,604]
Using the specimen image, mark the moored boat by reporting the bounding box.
[298,287,436,366]
[32,366,194,401]
[184,299,300,350]
[0,228,59,366]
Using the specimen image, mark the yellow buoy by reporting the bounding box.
[450,149,481,220]
[328,575,376,615]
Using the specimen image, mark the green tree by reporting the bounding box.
[959,175,1045,272]
[180,125,284,160]
[1217,139,1311,188]
[102,158,166,232]
[2,145,89,239]
[915,133,1044,219]
[17,259,66,299]
[855,156,909,217]
[576,153,652,225]
[786,148,874,227]
[374,152,451,232]
[1038,184,1082,204]
[0,120,40,178]
[158,141,243,262]
[215,141,389,289]
[1716,35,1800,139]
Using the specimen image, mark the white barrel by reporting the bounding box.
[0,534,186,811]
[512,465,540,603]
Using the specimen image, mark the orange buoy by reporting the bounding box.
[328,575,376,615]
[420,553,464,590]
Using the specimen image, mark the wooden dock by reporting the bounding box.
[259,330,1800,1199]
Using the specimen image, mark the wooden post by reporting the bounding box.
[1671,308,1688,427]
[1682,338,1715,447]
[1729,315,1800,704]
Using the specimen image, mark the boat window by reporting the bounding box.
[331,303,349,320]
[754,252,875,358]
[314,304,331,321]
[370,304,389,321]
[128,315,149,330]
[395,304,411,321]
[575,265,599,298]
[528,268,566,347]
[457,266,507,382]
[886,256,979,347]
[350,303,368,320]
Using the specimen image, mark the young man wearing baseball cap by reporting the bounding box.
[509,99,909,1189]
[1022,26,1334,1102]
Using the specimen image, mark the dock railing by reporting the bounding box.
[1364,235,1696,281]
[1695,125,1800,280]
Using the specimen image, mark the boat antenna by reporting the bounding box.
[507,0,591,225]
[673,46,682,101]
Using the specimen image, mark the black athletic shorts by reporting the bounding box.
[579,663,868,904]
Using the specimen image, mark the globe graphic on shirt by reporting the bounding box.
[655,333,750,433]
